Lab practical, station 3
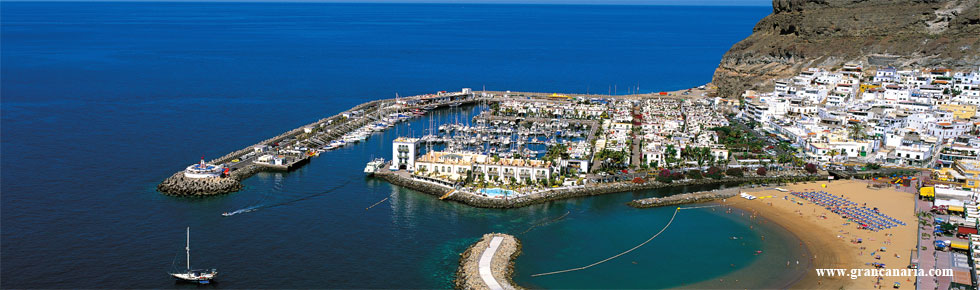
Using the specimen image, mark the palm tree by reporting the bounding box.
[692,147,711,170]
[682,145,694,167]
[849,123,866,140]
[826,150,840,163]
[664,144,678,169]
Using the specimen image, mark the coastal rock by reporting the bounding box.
[156,172,243,196]
[713,0,980,97]
[628,188,740,208]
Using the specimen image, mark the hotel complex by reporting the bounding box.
[414,151,553,184]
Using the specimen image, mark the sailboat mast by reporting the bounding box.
[186,227,190,271]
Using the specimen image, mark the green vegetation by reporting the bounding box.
[663,144,679,169]
[686,170,703,179]
[656,169,672,183]
[596,149,627,170]
[725,168,743,177]
[706,166,724,179]
[848,123,866,140]
[711,125,764,153]
[682,145,713,169]
[542,144,569,162]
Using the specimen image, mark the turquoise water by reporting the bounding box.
[479,188,516,197]
[511,199,807,289]
[0,2,785,288]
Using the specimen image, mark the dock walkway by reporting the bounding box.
[478,236,505,290]
[454,233,520,290]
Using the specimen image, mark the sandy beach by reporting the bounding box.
[719,179,918,289]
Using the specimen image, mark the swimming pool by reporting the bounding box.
[478,188,515,197]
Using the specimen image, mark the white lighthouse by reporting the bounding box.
[183,157,224,178]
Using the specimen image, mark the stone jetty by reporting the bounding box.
[455,233,522,290]
[627,187,740,208]
[157,163,264,196]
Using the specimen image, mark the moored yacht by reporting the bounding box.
[169,227,217,284]
[364,158,385,175]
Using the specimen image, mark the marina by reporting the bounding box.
[13,1,976,289]
[157,89,483,196]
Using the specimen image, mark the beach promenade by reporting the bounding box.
[721,179,918,289]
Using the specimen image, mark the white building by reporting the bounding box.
[391,137,420,171]
[183,158,224,178]
[414,151,553,184]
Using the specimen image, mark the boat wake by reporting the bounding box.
[220,179,354,217]
[221,206,259,217]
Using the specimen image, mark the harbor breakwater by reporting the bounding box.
[455,233,522,290]
[158,95,480,196]
[376,170,825,208]
[627,187,740,208]
[157,100,382,196]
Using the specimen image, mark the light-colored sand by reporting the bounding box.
[719,179,918,289]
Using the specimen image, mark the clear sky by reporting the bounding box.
[6,0,772,5]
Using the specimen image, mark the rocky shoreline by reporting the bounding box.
[454,233,522,290]
[376,170,824,209]
[713,0,980,97]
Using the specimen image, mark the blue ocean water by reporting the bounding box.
[0,2,781,288]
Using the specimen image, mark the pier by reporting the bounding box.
[158,90,483,196]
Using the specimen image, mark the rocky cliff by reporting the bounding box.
[713,0,980,97]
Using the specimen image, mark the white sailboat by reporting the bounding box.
[169,227,217,284]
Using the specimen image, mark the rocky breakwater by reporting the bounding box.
[455,233,523,290]
[373,170,454,196]
[376,167,823,208]
[157,172,243,196]
[157,100,388,196]
[628,187,740,208]
[713,0,980,97]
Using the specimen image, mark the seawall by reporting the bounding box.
[455,233,522,290]
[376,169,825,208]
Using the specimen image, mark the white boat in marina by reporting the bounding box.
[364,158,385,175]
[169,227,217,284]
[355,132,369,141]
[343,135,360,143]
[326,140,346,149]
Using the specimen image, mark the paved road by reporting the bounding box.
[478,236,505,290]
[630,104,642,168]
